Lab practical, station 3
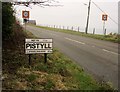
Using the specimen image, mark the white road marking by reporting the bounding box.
[102,49,118,55]
[65,37,118,55]
[65,37,85,45]
[50,33,58,36]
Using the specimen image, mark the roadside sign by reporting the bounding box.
[22,11,30,18]
[102,14,108,21]
[25,39,53,54]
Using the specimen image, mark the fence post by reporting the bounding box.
[71,26,73,30]
[63,26,64,29]
[78,27,79,32]
[67,26,69,30]
[93,28,95,34]
[29,54,31,65]
[44,53,47,63]
[59,25,61,29]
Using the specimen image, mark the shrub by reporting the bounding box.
[2,2,15,39]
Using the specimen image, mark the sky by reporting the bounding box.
[14,0,119,34]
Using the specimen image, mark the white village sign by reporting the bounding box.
[25,39,53,54]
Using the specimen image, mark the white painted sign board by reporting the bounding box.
[25,39,53,54]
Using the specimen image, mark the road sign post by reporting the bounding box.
[22,11,31,64]
[22,11,30,28]
[22,10,30,34]
[102,14,108,35]
[25,39,53,64]
[103,21,105,35]
[22,11,30,19]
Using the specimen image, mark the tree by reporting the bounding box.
[2,2,15,39]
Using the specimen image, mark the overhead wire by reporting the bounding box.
[92,1,118,25]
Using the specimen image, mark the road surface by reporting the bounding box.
[26,25,118,88]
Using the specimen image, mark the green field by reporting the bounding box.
[31,24,120,43]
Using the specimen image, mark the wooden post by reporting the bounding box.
[29,54,31,65]
[93,28,95,34]
[71,26,73,30]
[67,26,69,30]
[59,26,60,29]
[78,27,79,32]
[63,26,64,29]
[44,53,47,63]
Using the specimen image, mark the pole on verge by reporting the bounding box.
[103,21,105,35]
[24,18,26,31]
[104,28,106,35]
[85,0,91,34]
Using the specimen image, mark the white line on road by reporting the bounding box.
[102,49,118,55]
[65,37,85,45]
[50,33,58,36]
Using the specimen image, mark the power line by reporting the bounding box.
[92,1,118,25]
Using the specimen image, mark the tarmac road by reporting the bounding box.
[26,25,118,88]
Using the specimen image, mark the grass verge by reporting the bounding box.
[2,24,116,90]
[31,24,120,43]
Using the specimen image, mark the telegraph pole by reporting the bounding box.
[85,0,91,34]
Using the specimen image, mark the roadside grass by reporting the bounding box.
[2,24,116,90]
[30,24,120,43]
[8,49,114,90]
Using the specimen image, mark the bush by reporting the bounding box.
[2,2,15,39]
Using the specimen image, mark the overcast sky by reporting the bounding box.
[14,0,119,34]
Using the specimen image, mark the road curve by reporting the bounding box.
[26,25,118,88]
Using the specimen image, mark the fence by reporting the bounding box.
[39,24,98,35]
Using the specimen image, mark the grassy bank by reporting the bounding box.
[2,24,115,90]
[32,24,120,43]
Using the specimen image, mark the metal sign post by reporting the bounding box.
[103,21,105,35]
[22,10,31,64]
[102,14,108,35]
[22,10,30,30]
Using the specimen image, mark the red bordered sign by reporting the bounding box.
[102,14,108,21]
[22,11,30,18]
